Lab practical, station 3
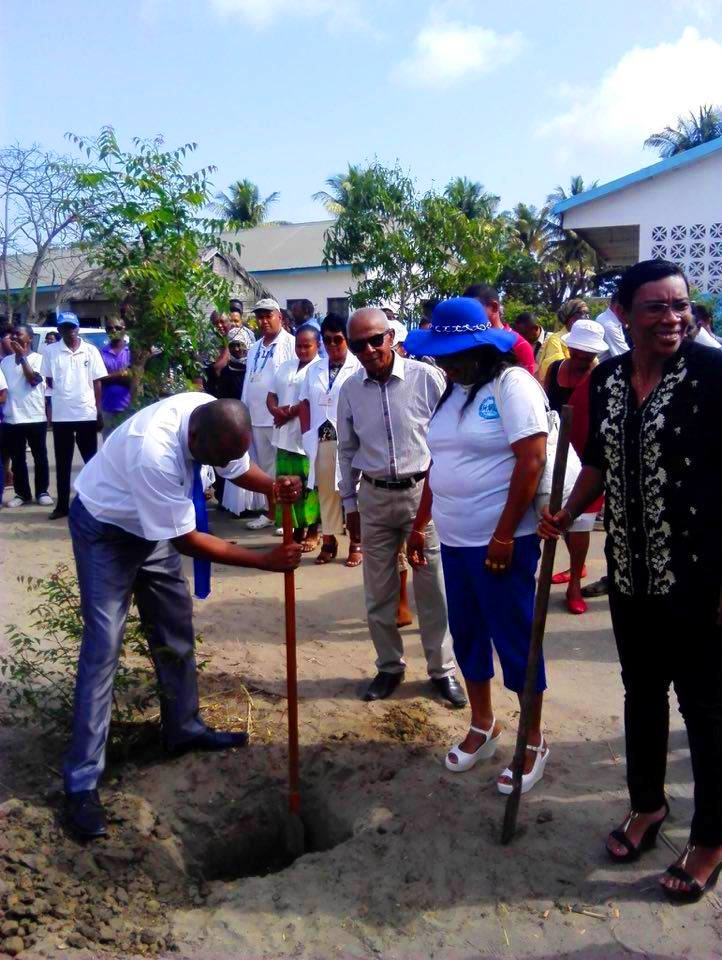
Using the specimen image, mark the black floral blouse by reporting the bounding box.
[584,340,722,600]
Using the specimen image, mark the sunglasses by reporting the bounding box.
[348,332,389,354]
[322,334,347,346]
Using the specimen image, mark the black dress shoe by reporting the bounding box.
[431,676,468,708]
[166,727,249,757]
[65,789,108,839]
[581,576,608,598]
[362,671,404,702]
[48,507,69,521]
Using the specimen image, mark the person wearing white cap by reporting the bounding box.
[543,316,607,614]
[41,312,106,520]
[232,298,295,528]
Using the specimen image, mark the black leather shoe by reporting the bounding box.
[166,727,249,757]
[48,507,69,521]
[431,676,468,708]
[362,671,404,702]
[65,789,108,839]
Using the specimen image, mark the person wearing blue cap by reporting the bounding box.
[41,312,107,519]
[406,297,551,795]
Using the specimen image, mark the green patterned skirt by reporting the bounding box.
[274,448,320,529]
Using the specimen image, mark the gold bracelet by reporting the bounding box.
[492,534,514,546]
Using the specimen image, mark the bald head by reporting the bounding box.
[348,308,389,340]
[348,308,394,380]
[188,399,253,467]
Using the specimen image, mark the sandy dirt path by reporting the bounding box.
[0,476,718,959]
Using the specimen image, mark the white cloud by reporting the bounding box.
[393,15,524,88]
[208,0,361,30]
[539,28,722,156]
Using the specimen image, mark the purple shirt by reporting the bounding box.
[101,343,132,413]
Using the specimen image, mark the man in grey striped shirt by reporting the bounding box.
[337,308,466,707]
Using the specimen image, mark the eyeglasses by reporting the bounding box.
[635,300,692,317]
[348,332,389,354]
[322,334,346,347]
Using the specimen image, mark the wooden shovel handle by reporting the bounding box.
[282,503,301,815]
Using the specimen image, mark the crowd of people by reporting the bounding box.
[1,260,721,904]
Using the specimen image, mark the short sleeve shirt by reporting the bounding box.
[272,357,319,455]
[584,341,722,600]
[0,353,45,423]
[74,392,250,541]
[41,340,106,422]
[428,368,548,547]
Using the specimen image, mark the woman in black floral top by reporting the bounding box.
[541,259,722,903]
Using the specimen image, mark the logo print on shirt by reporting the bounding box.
[478,397,500,420]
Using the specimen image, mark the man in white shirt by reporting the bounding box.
[0,324,53,508]
[65,392,302,839]
[241,298,295,529]
[41,312,106,519]
[596,294,630,362]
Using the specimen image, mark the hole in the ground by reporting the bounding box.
[178,784,353,882]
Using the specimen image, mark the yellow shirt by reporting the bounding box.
[537,330,569,383]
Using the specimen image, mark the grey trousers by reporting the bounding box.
[63,497,205,793]
[358,479,455,679]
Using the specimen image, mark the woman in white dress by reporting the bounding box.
[266,325,321,550]
[299,313,361,566]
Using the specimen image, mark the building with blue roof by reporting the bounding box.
[553,136,722,295]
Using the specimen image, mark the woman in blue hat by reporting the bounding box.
[406,297,550,794]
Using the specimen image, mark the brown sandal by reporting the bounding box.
[302,534,320,554]
[345,542,363,568]
[315,537,338,565]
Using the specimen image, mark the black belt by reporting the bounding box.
[362,471,426,490]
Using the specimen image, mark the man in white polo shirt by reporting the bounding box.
[64,392,302,839]
[0,324,53,508]
[41,312,106,519]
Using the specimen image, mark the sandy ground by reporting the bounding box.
[0,451,720,960]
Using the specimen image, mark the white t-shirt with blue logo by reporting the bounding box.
[427,369,548,548]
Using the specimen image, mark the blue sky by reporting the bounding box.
[3,0,722,221]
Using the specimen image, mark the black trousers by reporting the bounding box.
[6,421,50,501]
[52,421,98,511]
[609,589,722,846]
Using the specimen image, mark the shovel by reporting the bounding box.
[501,404,573,844]
[282,502,306,858]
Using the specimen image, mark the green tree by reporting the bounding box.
[644,104,722,158]
[214,177,280,226]
[444,176,500,220]
[67,126,235,402]
[321,163,508,318]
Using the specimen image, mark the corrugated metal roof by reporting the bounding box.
[553,136,722,216]
[223,220,337,272]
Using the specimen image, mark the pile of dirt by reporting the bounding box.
[0,793,194,957]
[375,701,445,743]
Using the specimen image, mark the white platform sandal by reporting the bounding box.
[445,718,502,773]
[496,738,549,795]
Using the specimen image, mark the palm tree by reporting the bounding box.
[444,177,500,219]
[644,105,722,158]
[214,179,280,226]
[507,202,553,258]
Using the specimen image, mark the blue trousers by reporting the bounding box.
[64,497,206,793]
[440,535,545,694]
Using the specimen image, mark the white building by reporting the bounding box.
[554,136,722,296]
[228,220,356,318]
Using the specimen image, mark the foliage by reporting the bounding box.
[443,176,500,220]
[0,565,156,733]
[0,144,82,323]
[320,163,509,318]
[501,297,556,331]
[644,105,722,158]
[502,178,602,311]
[66,126,235,403]
[214,178,280,226]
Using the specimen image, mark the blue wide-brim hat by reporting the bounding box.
[406,297,516,358]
